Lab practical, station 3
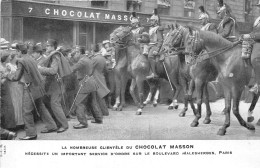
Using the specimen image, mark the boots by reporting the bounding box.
[146,58,158,79]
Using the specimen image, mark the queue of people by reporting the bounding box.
[0,38,111,140]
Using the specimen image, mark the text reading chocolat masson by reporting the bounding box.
[68,145,194,150]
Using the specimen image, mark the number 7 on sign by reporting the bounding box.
[28,7,33,13]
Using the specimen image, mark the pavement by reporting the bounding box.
[15,99,260,140]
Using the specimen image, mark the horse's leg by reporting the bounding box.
[217,87,232,136]
[129,79,139,106]
[107,71,116,109]
[136,77,145,115]
[113,73,121,111]
[187,79,197,116]
[203,83,212,124]
[143,81,155,106]
[168,81,180,110]
[191,79,204,127]
[152,88,160,107]
[118,73,128,111]
[179,77,189,117]
[230,86,255,133]
[247,93,260,122]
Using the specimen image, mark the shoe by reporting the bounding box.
[86,115,94,120]
[73,123,88,129]
[19,135,37,140]
[40,128,57,134]
[91,120,103,124]
[249,84,259,94]
[7,132,17,140]
[57,127,68,133]
[146,73,159,79]
[67,114,76,119]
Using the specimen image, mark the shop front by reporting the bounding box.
[1,0,150,49]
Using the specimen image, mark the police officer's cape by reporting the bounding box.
[17,56,46,100]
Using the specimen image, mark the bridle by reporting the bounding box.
[111,27,133,49]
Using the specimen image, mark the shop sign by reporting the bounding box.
[12,1,150,24]
[184,0,195,10]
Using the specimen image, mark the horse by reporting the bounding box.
[110,26,181,114]
[163,23,220,124]
[185,28,256,135]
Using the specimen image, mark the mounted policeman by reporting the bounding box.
[138,9,164,79]
[240,2,260,94]
[198,6,217,33]
[216,0,238,41]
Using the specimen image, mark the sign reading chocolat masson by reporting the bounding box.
[10,1,150,24]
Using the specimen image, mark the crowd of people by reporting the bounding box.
[1,0,260,140]
[0,37,115,140]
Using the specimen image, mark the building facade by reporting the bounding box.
[1,0,260,48]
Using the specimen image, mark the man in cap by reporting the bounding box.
[38,39,72,133]
[2,43,58,139]
[216,0,237,39]
[240,2,260,94]
[71,47,102,128]
[91,44,110,119]
[198,6,217,32]
[141,9,164,79]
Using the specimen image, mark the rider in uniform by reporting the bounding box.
[240,2,260,94]
[199,6,217,32]
[141,9,164,79]
[216,0,237,40]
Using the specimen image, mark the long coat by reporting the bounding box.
[91,53,110,98]
[72,56,98,94]
[217,16,235,38]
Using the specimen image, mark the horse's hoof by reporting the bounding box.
[247,123,255,131]
[257,120,260,126]
[190,121,199,127]
[217,129,226,136]
[174,105,179,110]
[203,119,211,124]
[136,112,142,115]
[112,107,118,111]
[179,112,186,117]
[153,103,157,107]
[247,116,254,123]
[118,106,123,111]
[168,106,173,110]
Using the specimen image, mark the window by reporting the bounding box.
[184,0,195,18]
[126,0,142,12]
[91,0,108,8]
[157,0,171,15]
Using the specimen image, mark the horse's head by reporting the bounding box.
[162,22,186,52]
[110,26,133,45]
[184,26,205,57]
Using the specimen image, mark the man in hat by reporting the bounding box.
[0,38,10,50]
[216,0,237,39]
[240,2,260,94]
[38,39,72,133]
[101,40,116,69]
[141,9,164,79]
[198,6,217,32]
[0,50,17,140]
[2,43,58,140]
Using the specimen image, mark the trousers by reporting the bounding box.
[75,91,103,125]
[23,88,57,136]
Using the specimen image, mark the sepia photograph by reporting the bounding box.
[1,0,260,167]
